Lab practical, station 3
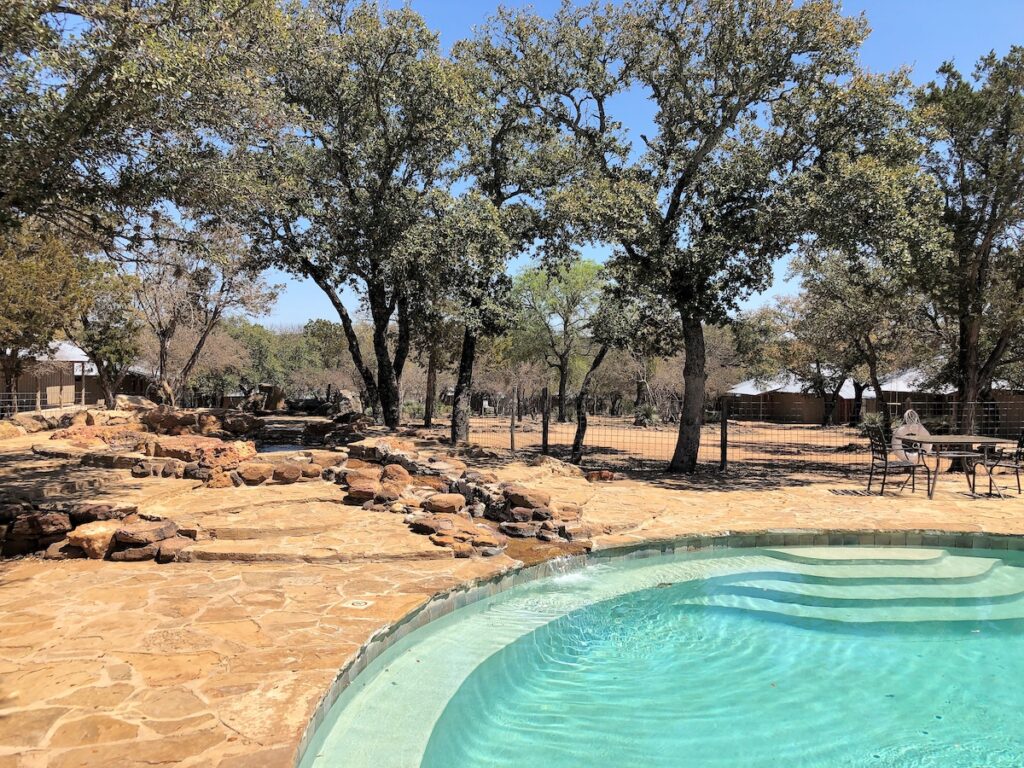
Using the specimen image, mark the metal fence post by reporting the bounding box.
[541,387,550,455]
[509,387,517,452]
[720,397,729,471]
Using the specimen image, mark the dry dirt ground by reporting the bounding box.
[2,427,1024,767]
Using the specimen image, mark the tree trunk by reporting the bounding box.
[424,346,437,428]
[374,341,402,429]
[1,355,20,417]
[821,393,837,427]
[451,325,476,445]
[394,294,411,382]
[866,352,891,434]
[156,332,174,406]
[849,381,865,427]
[669,318,706,473]
[176,312,221,403]
[305,262,380,414]
[556,360,569,423]
[957,292,983,433]
[571,345,609,464]
[3,370,15,417]
[367,285,402,430]
[102,381,116,410]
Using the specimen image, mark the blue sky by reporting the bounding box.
[264,0,1024,327]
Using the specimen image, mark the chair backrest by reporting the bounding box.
[867,425,889,461]
[1014,432,1024,462]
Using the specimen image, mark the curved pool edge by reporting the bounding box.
[294,526,1024,767]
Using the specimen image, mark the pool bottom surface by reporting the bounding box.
[302,547,1024,768]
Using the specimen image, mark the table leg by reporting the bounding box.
[963,455,976,495]
[986,447,1005,499]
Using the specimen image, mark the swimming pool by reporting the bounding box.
[300,546,1024,767]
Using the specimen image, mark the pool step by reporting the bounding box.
[702,554,998,586]
[674,552,1024,625]
[677,590,1024,623]
[724,565,1024,604]
[762,547,948,566]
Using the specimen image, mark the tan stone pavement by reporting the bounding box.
[2,432,1024,767]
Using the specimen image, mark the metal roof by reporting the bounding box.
[729,369,973,398]
[728,375,869,399]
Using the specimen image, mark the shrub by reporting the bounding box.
[858,412,903,437]
[633,403,659,427]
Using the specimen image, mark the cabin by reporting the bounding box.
[726,369,1024,432]
[726,370,951,425]
[8,342,150,412]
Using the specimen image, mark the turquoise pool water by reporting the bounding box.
[301,547,1024,768]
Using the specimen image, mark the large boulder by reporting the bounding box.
[152,435,256,470]
[236,462,275,486]
[220,412,264,436]
[502,484,551,510]
[50,424,152,451]
[272,463,303,484]
[347,436,417,462]
[114,519,178,546]
[422,493,466,515]
[499,521,541,538]
[141,406,195,434]
[114,395,158,412]
[335,390,363,415]
[157,537,191,563]
[345,475,381,502]
[109,543,160,562]
[0,421,26,440]
[264,386,288,411]
[381,463,412,485]
[67,521,121,559]
[9,412,51,434]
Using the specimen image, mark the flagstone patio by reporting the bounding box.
[2,431,1023,767]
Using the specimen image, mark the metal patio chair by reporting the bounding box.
[867,425,928,495]
[974,432,1024,497]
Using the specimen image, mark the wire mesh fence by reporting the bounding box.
[0,393,84,418]
[451,391,1024,479]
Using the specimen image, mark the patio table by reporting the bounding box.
[899,434,1016,499]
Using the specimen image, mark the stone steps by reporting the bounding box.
[188,502,354,541]
[177,531,451,564]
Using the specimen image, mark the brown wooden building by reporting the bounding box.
[9,342,149,412]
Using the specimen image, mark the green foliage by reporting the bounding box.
[303,320,350,372]
[65,266,142,406]
[911,47,1024,408]
[0,0,280,233]
[510,259,605,373]
[0,224,91,387]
